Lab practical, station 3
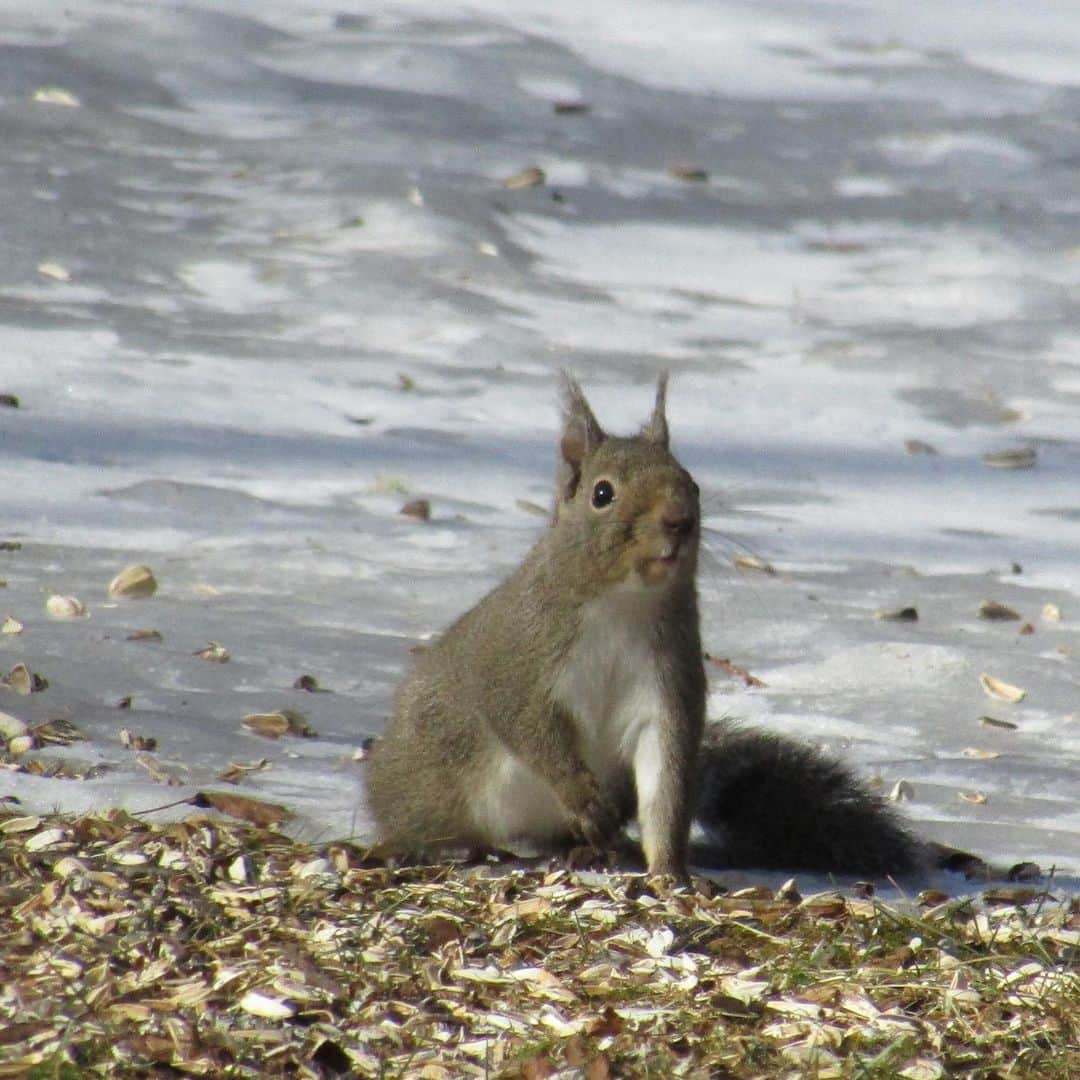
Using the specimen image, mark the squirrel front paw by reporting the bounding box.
[569,784,623,849]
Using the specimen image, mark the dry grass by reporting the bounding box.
[1,808,1077,1078]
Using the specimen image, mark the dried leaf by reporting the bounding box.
[193,791,291,827]
[127,628,163,642]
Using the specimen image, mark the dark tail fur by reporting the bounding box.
[691,726,925,876]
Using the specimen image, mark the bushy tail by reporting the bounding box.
[691,726,926,876]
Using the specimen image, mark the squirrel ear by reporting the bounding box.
[640,372,670,448]
[557,372,606,502]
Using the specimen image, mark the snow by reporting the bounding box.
[1,0,1078,892]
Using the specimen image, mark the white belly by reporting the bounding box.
[470,587,668,847]
[553,587,667,780]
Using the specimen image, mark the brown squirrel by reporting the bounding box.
[367,374,923,881]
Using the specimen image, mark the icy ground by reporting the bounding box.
[1,0,1079,893]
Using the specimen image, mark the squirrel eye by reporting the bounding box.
[591,479,615,508]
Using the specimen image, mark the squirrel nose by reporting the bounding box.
[662,511,696,540]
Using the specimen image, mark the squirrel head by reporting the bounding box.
[553,373,700,593]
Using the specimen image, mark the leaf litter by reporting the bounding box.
[0,809,1077,1078]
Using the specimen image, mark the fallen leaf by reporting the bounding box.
[192,791,291,827]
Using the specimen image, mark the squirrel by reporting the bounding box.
[366,373,925,881]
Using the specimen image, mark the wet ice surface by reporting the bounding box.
[2,1,1079,894]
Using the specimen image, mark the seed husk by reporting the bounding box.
[982,447,1037,469]
[959,790,989,805]
[734,554,776,575]
[875,606,918,622]
[135,751,182,786]
[194,641,230,662]
[2,662,47,694]
[980,715,1018,731]
[242,710,315,739]
[1042,603,1062,622]
[33,87,80,107]
[108,564,158,599]
[0,815,41,834]
[978,600,1021,621]
[516,499,550,518]
[503,166,545,189]
[37,260,72,281]
[1,616,22,634]
[0,710,30,740]
[669,162,709,182]
[119,728,157,752]
[217,758,270,784]
[127,628,163,642]
[979,673,1025,703]
[46,595,86,618]
[33,718,83,745]
[25,827,70,851]
[7,734,34,755]
[400,498,431,521]
[238,990,296,1020]
[889,780,914,802]
[962,747,1001,760]
[904,439,938,455]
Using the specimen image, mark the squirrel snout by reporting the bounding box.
[662,510,697,541]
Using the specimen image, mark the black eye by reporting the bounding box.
[591,479,615,508]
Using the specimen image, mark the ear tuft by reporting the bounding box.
[556,372,606,504]
[640,372,669,447]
